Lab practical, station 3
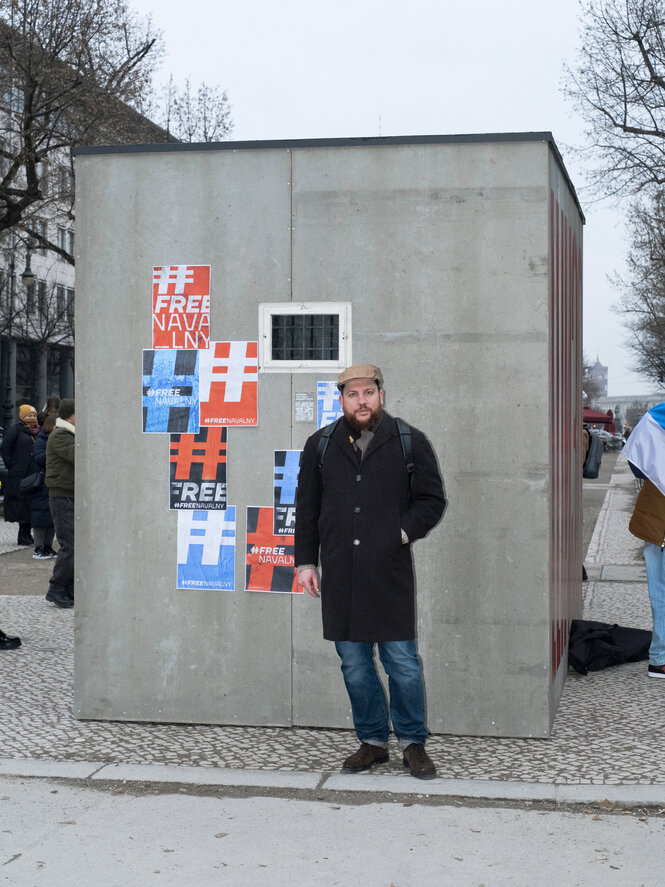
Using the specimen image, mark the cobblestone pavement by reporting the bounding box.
[0,455,661,795]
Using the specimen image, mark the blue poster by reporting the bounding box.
[273,450,302,535]
[176,507,236,590]
[142,349,200,433]
[317,380,343,429]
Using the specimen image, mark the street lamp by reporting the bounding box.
[2,252,16,430]
[20,251,36,288]
[3,239,35,429]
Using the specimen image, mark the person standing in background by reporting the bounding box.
[45,398,75,609]
[624,403,665,678]
[1,404,39,545]
[31,413,58,559]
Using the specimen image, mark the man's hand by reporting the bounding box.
[298,568,320,598]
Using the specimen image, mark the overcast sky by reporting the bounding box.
[129,0,654,398]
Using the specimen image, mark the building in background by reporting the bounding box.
[593,393,664,435]
[587,355,608,399]
[0,224,76,427]
[0,127,167,432]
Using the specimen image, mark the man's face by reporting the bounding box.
[339,378,384,432]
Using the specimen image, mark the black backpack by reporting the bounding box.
[583,430,603,479]
[316,416,415,489]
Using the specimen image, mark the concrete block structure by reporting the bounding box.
[73,133,583,738]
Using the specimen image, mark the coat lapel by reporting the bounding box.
[330,412,398,465]
[331,417,361,466]
[351,412,397,463]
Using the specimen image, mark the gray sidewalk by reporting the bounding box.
[1,455,661,805]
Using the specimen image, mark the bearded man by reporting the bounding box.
[295,364,446,779]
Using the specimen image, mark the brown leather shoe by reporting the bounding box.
[402,743,437,779]
[342,742,389,773]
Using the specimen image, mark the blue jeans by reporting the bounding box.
[334,640,429,747]
[644,542,665,665]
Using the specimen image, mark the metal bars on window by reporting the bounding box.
[271,313,339,361]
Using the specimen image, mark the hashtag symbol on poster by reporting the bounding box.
[170,428,227,481]
[179,511,236,566]
[274,451,302,506]
[153,265,195,295]
[200,341,258,402]
[179,512,225,565]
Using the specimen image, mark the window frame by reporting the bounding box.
[258,301,352,373]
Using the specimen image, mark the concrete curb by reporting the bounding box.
[1,757,664,807]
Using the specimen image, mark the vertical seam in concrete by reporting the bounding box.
[290,148,294,303]
[289,147,295,727]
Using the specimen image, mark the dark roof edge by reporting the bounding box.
[72,131,585,223]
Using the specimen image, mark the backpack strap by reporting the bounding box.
[395,417,415,489]
[316,417,342,470]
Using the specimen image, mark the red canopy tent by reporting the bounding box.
[583,407,615,433]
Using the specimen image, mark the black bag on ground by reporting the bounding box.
[568,619,651,674]
[582,431,604,479]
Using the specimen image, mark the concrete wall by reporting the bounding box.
[73,134,583,737]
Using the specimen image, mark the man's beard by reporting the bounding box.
[344,405,383,434]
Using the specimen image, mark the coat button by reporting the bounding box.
[356,474,362,481]
[354,506,361,513]
[353,538,360,546]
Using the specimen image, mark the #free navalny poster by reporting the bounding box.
[317,380,343,429]
[152,264,211,350]
[170,427,228,510]
[199,341,258,427]
[245,506,300,594]
[142,349,200,434]
[176,507,236,590]
[273,450,302,536]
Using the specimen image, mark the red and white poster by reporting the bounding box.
[152,265,210,350]
[245,506,301,594]
[199,341,258,427]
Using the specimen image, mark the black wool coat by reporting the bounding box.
[0,421,36,524]
[30,431,53,529]
[295,412,447,642]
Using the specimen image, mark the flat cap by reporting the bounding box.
[337,364,383,390]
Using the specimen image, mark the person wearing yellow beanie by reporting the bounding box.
[0,404,38,544]
[19,404,38,426]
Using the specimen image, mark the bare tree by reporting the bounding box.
[613,192,665,387]
[0,246,74,403]
[565,1,665,388]
[0,0,168,265]
[158,76,233,143]
[565,0,665,197]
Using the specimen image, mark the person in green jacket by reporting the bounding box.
[45,398,75,609]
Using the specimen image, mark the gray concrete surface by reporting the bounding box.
[2,776,663,887]
[2,450,665,885]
